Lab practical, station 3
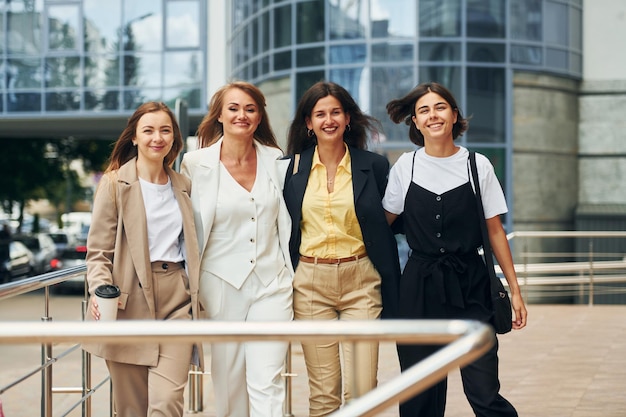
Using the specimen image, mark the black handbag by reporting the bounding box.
[469,151,513,335]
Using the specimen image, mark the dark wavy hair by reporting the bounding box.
[196,81,280,150]
[287,81,381,155]
[105,101,183,172]
[386,82,468,146]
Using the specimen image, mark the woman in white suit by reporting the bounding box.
[181,81,294,417]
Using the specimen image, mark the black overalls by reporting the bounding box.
[397,152,517,417]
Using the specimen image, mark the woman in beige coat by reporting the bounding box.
[84,102,202,417]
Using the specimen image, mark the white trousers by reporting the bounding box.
[205,268,293,417]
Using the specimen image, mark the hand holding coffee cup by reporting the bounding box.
[94,284,121,321]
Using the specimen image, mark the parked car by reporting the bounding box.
[0,241,35,284]
[54,245,87,293]
[47,231,76,257]
[12,233,58,276]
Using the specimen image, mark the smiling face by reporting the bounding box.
[305,95,351,145]
[132,110,175,165]
[412,91,458,143]
[218,87,261,140]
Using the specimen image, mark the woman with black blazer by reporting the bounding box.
[283,81,401,416]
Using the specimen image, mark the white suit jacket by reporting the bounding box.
[180,138,294,291]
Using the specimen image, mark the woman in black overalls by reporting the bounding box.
[382,82,527,417]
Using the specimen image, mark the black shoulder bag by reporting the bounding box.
[469,151,513,335]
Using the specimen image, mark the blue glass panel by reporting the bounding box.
[163,87,201,109]
[166,0,200,49]
[510,0,542,41]
[84,0,121,53]
[419,0,460,37]
[330,44,366,64]
[419,42,461,62]
[274,4,291,48]
[8,58,42,88]
[466,67,505,143]
[45,57,80,88]
[274,50,291,70]
[164,51,202,87]
[7,92,41,112]
[123,53,161,87]
[123,88,161,110]
[418,66,461,100]
[47,4,80,51]
[297,1,324,44]
[329,67,363,102]
[371,66,415,142]
[297,47,325,67]
[372,43,413,62]
[7,1,43,55]
[84,56,119,88]
[123,0,162,53]
[370,0,416,38]
[329,0,366,40]
[467,43,505,63]
[296,70,324,101]
[545,1,568,46]
[546,48,568,70]
[45,91,80,111]
[467,0,505,38]
[510,45,542,65]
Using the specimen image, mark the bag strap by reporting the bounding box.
[468,151,498,284]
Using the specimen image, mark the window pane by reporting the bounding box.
[372,42,413,62]
[163,87,201,109]
[329,0,366,40]
[84,0,121,53]
[419,0,460,37]
[261,11,270,51]
[481,147,506,187]
[166,0,200,48]
[7,2,43,55]
[419,42,460,62]
[45,57,80,87]
[510,0,542,41]
[371,0,416,38]
[297,1,324,44]
[85,55,119,88]
[546,47,568,70]
[467,43,505,63]
[545,1,568,46]
[296,70,324,101]
[274,50,291,70]
[124,88,161,110]
[419,66,461,99]
[329,67,364,103]
[47,4,80,51]
[274,4,291,48]
[569,6,582,50]
[510,45,542,65]
[371,66,415,142]
[330,44,366,64]
[467,0,505,38]
[124,53,161,87]
[45,91,80,111]
[8,58,42,88]
[7,92,41,112]
[163,51,202,87]
[466,67,505,143]
[123,0,162,53]
[296,47,325,67]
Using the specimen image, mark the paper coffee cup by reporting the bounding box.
[95,284,121,321]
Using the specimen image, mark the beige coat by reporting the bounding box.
[83,157,203,368]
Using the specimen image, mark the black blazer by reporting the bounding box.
[283,145,401,318]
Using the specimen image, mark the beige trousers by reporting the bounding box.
[106,263,193,417]
[293,256,383,417]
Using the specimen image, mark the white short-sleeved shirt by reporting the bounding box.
[382,146,508,219]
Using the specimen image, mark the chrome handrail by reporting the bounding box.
[0,319,495,417]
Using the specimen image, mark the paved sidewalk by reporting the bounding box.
[1,294,626,416]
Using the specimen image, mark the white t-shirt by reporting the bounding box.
[138,177,184,262]
[382,146,508,219]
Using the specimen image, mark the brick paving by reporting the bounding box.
[1,294,626,416]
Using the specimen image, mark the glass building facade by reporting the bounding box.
[0,0,206,121]
[230,0,583,229]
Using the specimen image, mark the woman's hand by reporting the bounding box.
[90,295,101,321]
[511,292,527,330]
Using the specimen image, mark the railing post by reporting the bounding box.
[588,241,594,306]
[187,364,203,413]
[41,287,53,417]
[81,282,92,417]
[283,343,295,417]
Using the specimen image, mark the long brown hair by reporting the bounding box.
[386,82,468,146]
[105,101,183,172]
[287,81,381,155]
[196,81,280,149]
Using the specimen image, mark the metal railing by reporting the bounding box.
[500,231,626,304]
[2,229,625,416]
[0,265,495,417]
